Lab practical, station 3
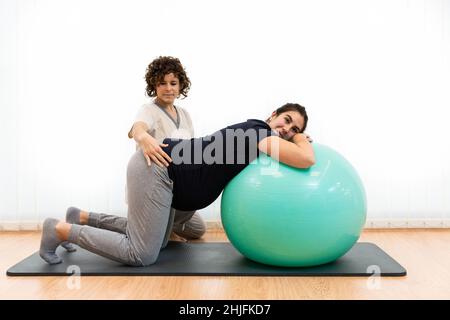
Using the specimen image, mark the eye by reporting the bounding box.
[285,117,290,123]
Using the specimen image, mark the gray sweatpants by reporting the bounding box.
[172,210,206,240]
[68,150,198,266]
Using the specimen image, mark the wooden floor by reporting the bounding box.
[1,229,450,299]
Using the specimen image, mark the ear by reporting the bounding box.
[270,111,277,120]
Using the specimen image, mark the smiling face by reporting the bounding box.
[155,73,180,106]
[267,110,305,140]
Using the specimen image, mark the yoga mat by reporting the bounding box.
[7,242,406,276]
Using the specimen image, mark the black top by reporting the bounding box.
[162,119,277,210]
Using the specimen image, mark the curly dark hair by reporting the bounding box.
[145,56,191,99]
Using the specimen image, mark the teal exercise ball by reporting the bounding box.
[221,143,367,267]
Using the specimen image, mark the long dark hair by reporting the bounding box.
[270,103,309,133]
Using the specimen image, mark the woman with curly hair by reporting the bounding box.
[59,56,206,254]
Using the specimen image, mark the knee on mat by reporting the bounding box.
[173,221,206,240]
[190,222,207,239]
[134,251,159,267]
[126,246,160,267]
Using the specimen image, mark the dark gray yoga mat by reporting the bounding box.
[6,242,406,277]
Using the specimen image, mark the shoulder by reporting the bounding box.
[231,119,272,131]
[246,119,271,129]
[176,106,194,126]
[133,102,162,127]
[223,119,277,138]
[140,101,159,112]
[136,102,162,117]
[176,106,192,118]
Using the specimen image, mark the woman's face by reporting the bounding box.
[156,73,180,106]
[268,111,304,140]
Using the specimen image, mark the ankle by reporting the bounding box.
[55,221,71,241]
[80,210,89,225]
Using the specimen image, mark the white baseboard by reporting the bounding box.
[0,221,42,231]
[1,219,449,231]
[365,219,450,228]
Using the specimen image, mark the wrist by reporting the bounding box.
[134,131,150,144]
[292,133,307,143]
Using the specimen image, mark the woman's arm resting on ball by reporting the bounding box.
[258,134,315,169]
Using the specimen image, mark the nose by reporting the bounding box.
[160,83,171,91]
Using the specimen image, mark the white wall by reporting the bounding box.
[1,0,450,228]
